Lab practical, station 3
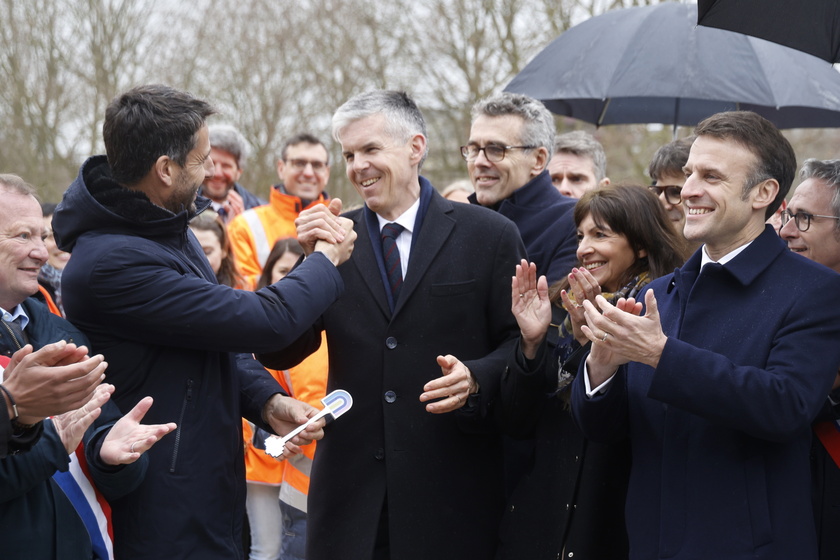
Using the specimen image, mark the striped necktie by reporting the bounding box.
[381,222,405,300]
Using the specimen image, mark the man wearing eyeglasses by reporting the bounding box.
[574,112,840,559]
[780,158,840,560]
[648,137,693,228]
[465,92,577,285]
[780,159,840,272]
[228,133,331,287]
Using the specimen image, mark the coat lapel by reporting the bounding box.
[350,209,392,318]
[394,194,454,315]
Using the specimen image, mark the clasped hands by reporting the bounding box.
[579,290,668,387]
[294,198,356,267]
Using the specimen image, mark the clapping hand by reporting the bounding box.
[559,267,602,346]
[511,260,551,360]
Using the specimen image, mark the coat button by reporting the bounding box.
[384,391,397,403]
[374,448,385,460]
[385,336,397,349]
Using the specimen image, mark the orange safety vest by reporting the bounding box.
[227,187,329,289]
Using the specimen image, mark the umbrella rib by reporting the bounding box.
[597,99,611,127]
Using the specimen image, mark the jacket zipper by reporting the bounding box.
[169,378,194,473]
[1,320,23,352]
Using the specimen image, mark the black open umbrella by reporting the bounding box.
[698,0,840,64]
[505,2,840,129]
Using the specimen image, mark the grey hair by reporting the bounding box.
[209,124,250,169]
[332,90,428,166]
[0,173,39,201]
[554,131,607,182]
[800,159,840,232]
[471,92,555,154]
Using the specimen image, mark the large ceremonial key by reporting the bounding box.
[264,389,353,458]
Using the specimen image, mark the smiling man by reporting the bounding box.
[466,92,577,284]
[780,158,840,560]
[780,159,840,272]
[227,133,331,288]
[52,84,355,560]
[258,90,526,560]
[572,111,840,560]
[198,124,265,223]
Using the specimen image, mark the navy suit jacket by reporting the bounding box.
[572,226,840,560]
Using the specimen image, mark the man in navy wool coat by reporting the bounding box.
[573,111,840,560]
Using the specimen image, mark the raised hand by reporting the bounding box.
[511,260,551,359]
[560,267,603,346]
[224,188,245,219]
[52,383,115,454]
[295,198,346,255]
[3,342,107,425]
[581,290,666,386]
[99,396,177,465]
[316,216,357,267]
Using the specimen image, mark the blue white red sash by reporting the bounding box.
[52,441,115,560]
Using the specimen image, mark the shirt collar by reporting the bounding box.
[377,196,421,234]
[1,304,29,331]
[700,241,753,268]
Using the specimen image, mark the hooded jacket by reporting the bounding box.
[52,155,344,560]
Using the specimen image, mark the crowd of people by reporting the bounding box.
[1,83,840,560]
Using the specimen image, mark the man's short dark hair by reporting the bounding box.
[281,133,329,164]
[103,84,217,186]
[694,111,796,219]
[648,136,695,182]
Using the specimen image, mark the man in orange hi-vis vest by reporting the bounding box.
[228,134,331,289]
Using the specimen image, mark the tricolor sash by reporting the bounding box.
[52,441,115,560]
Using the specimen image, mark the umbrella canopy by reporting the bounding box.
[698,0,840,64]
[505,2,840,129]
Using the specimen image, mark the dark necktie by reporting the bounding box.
[381,222,405,300]
[1,317,27,351]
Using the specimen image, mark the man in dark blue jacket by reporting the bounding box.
[574,112,840,559]
[465,92,577,285]
[1,174,174,559]
[53,84,355,560]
